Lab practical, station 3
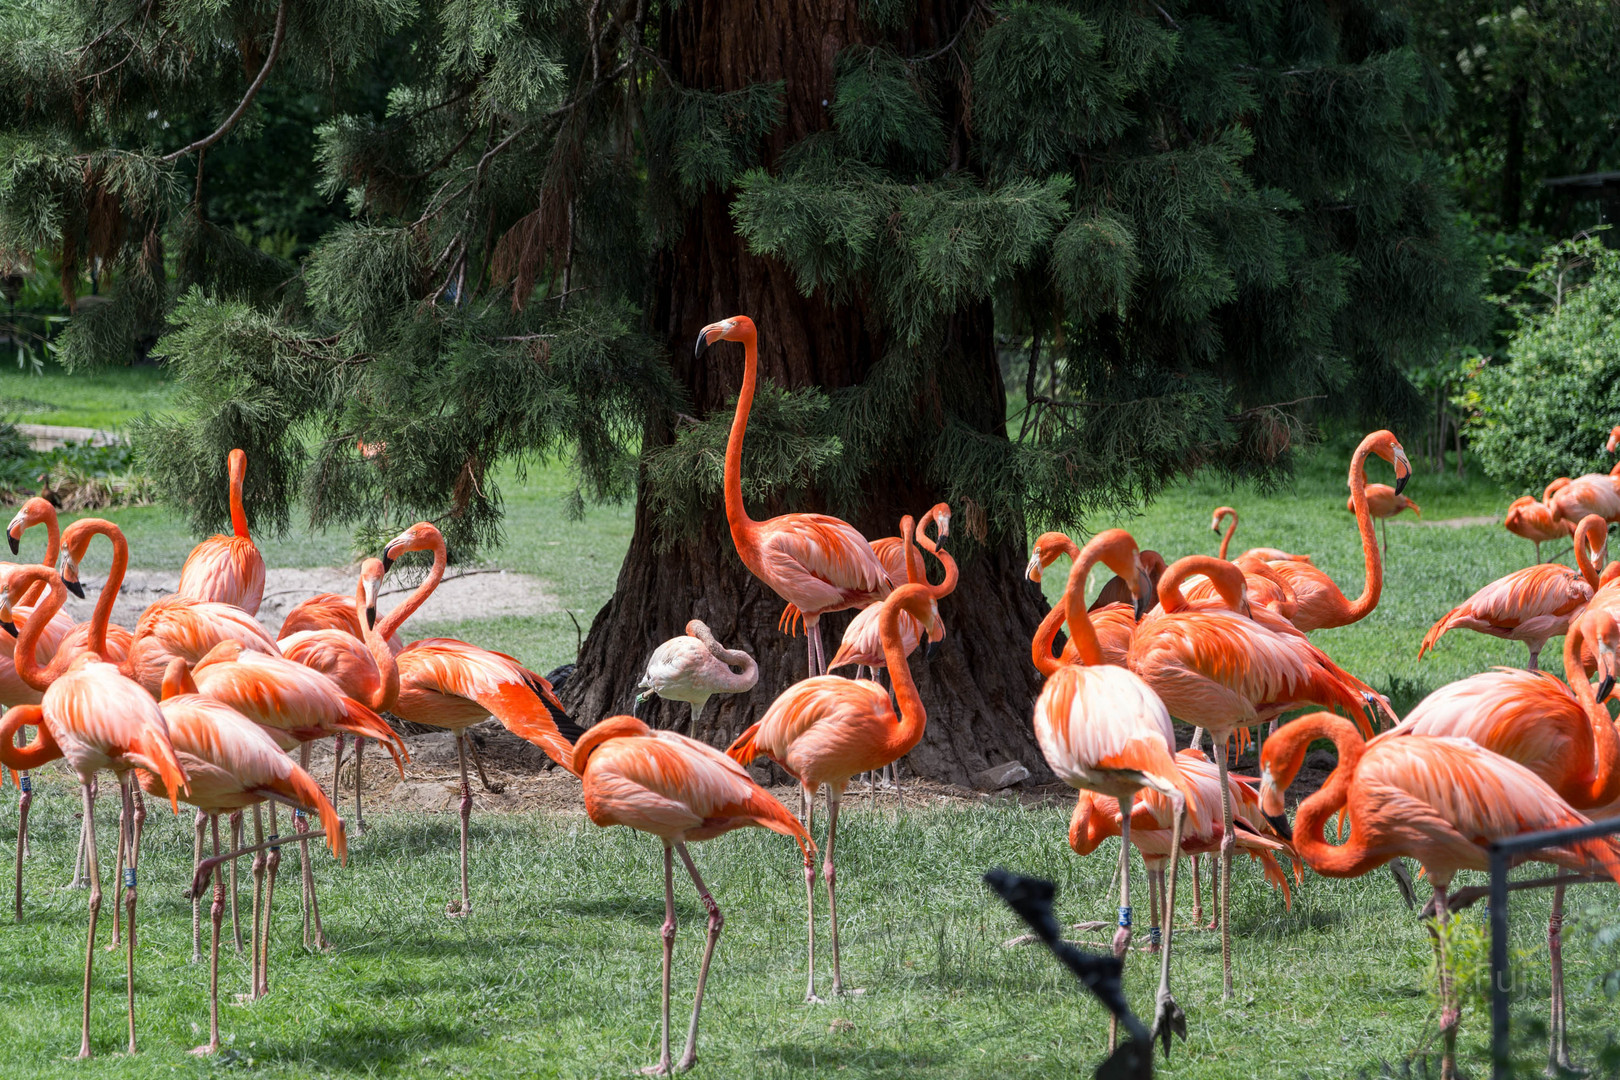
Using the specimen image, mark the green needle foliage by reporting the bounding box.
[0,0,1483,557]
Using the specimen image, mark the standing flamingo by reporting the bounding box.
[1127,554,1391,998]
[1029,529,1194,1054]
[694,317,892,677]
[176,448,266,614]
[124,592,281,697]
[1419,513,1607,670]
[575,715,812,1075]
[0,566,188,1059]
[828,515,954,673]
[1504,494,1568,564]
[1353,483,1420,555]
[376,521,583,916]
[726,584,948,1003]
[1547,471,1620,530]
[1025,532,1147,673]
[1257,430,1412,631]
[1386,607,1620,1071]
[1259,712,1620,1080]
[869,502,950,586]
[277,557,402,650]
[635,620,759,740]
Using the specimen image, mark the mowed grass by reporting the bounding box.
[0,360,173,432]
[4,771,1616,1079]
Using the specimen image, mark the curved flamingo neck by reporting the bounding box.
[1158,556,1244,614]
[1059,547,1107,667]
[1276,716,1377,877]
[0,705,58,770]
[18,506,60,608]
[375,535,447,643]
[1575,519,1605,589]
[84,522,127,658]
[900,517,921,585]
[878,588,931,759]
[358,576,400,711]
[1217,510,1236,560]
[722,324,761,565]
[229,452,250,539]
[1343,436,1384,621]
[1563,622,1620,807]
[11,569,65,693]
[1032,604,1067,677]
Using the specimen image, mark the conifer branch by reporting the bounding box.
[160,1,288,164]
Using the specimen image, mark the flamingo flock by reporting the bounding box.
[5,313,1619,1079]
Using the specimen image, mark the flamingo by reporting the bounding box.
[1419,512,1607,670]
[726,584,941,1002]
[1025,532,1147,673]
[0,566,187,1059]
[1352,483,1420,555]
[1091,549,1167,610]
[1504,494,1567,564]
[1209,506,1311,563]
[278,559,399,829]
[123,594,281,698]
[376,521,583,916]
[145,658,346,1055]
[1385,607,1620,1071]
[1259,712,1620,1080]
[1029,528,1195,1054]
[694,316,892,677]
[869,502,949,587]
[277,557,402,651]
[828,515,954,673]
[1127,554,1392,998]
[1547,472,1620,530]
[575,715,812,1075]
[1257,430,1412,631]
[176,448,266,614]
[1607,425,1620,454]
[635,619,759,740]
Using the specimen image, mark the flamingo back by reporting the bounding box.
[177,535,267,614]
[754,514,893,617]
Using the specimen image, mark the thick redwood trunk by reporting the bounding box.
[565,0,1051,785]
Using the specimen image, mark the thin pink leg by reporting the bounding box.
[641,846,676,1076]
[674,843,722,1072]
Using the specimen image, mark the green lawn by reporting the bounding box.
[0,359,173,433]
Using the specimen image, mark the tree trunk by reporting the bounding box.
[564,0,1052,785]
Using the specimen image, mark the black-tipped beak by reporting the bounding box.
[1394,473,1409,497]
[925,639,941,661]
[64,580,86,600]
[1599,674,1616,703]
[693,332,711,359]
[1264,811,1292,842]
[1133,570,1155,620]
[6,533,17,556]
[381,550,396,573]
[365,605,377,631]
[1,620,16,638]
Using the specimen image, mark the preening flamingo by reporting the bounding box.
[1031,529,1194,1054]
[869,502,950,586]
[176,448,266,614]
[1091,549,1167,611]
[1127,554,1391,998]
[1504,494,1567,564]
[1259,430,1411,631]
[1353,483,1420,555]
[575,715,812,1075]
[1386,608,1620,1071]
[1419,512,1606,670]
[1025,531,1148,673]
[378,521,583,916]
[140,658,346,1055]
[694,316,892,677]
[0,565,188,1059]
[1259,713,1620,1080]
[635,619,759,740]
[726,584,940,1001]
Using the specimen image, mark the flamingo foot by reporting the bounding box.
[444,899,469,918]
[640,1065,671,1077]
[1153,990,1187,1059]
[188,1043,219,1057]
[804,993,826,1005]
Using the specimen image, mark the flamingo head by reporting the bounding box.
[359,557,386,629]
[1025,531,1076,583]
[1585,609,1620,702]
[381,521,444,572]
[227,447,247,484]
[1364,431,1412,496]
[57,551,85,599]
[6,497,53,557]
[693,315,756,358]
[925,502,951,548]
[1607,425,1620,454]
[1209,506,1235,534]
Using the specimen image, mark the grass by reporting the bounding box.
[0,359,172,433]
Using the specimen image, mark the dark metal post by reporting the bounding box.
[1489,845,1511,1079]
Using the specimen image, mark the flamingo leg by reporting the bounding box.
[807,622,827,678]
[296,743,326,950]
[249,806,265,998]
[1217,734,1235,1000]
[802,784,820,1003]
[824,788,848,997]
[191,815,224,1056]
[446,731,474,918]
[1428,884,1458,1080]
[1108,794,1134,1054]
[1533,540,1541,565]
[329,734,345,816]
[260,804,282,999]
[643,845,676,1077]
[1147,866,1161,955]
[69,794,88,889]
[14,769,30,920]
[191,808,207,962]
[228,810,243,951]
[1548,884,1571,1074]
[1152,796,1188,1057]
[674,842,721,1073]
[78,781,100,1060]
[109,790,125,949]
[467,732,504,794]
[119,775,141,1055]
[1189,855,1203,926]
[352,737,367,832]
[1527,642,1542,671]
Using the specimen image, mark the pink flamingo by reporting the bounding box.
[634,619,758,740]
[694,316,892,676]
[1504,494,1567,564]
[869,502,950,586]
[1025,532,1148,673]
[576,715,812,1075]
[176,448,266,614]
[277,557,402,651]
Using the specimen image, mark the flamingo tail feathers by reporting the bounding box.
[481,684,580,774]
[262,769,349,864]
[725,721,764,767]
[338,699,410,774]
[139,719,190,812]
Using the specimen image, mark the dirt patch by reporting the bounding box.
[60,566,558,636]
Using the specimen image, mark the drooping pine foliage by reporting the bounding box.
[0,0,1481,553]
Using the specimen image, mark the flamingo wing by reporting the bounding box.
[177,535,266,614]
[1419,564,1590,656]
[755,514,892,615]
[1382,669,1584,787]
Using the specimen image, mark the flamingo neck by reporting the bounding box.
[1031,603,1067,677]
[87,524,127,658]
[1059,547,1106,667]
[928,547,958,600]
[1283,717,1379,877]
[375,535,447,643]
[1563,623,1620,807]
[1343,438,1382,621]
[0,705,58,770]
[1575,521,1603,588]
[1157,556,1243,614]
[901,517,921,584]
[1218,512,1236,560]
[722,326,761,565]
[359,578,400,711]
[879,597,929,759]
[18,509,60,608]
[13,573,65,694]
[229,456,250,539]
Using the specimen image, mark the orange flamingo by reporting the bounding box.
[123,594,281,697]
[634,619,759,740]
[1258,430,1412,631]
[1025,531,1148,674]
[1607,425,1620,454]
[376,521,582,916]
[1091,549,1167,610]
[1504,494,1567,564]
[176,448,266,614]
[277,557,402,651]
[1259,712,1620,1080]
[1353,483,1420,555]
[828,515,954,673]
[56,518,137,661]
[694,317,892,677]
[1419,512,1607,669]
[576,715,812,1075]
[1386,608,1620,1071]
[139,658,346,1055]
[869,502,950,587]
[1127,554,1391,998]
[1031,529,1195,1054]
[1209,506,1311,563]
[0,566,187,1059]
[726,584,940,1002]
[1547,472,1620,530]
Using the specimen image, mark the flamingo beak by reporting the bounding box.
[1393,447,1412,496]
[1134,569,1154,620]
[362,579,379,629]
[1025,553,1042,583]
[1264,811,1293,842]
[64,578,85,600]
[1599,673,1616,703]
[925,639,941,661]
[0,616,14,638]
[5,531,17,557]
[694,321,728,359]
